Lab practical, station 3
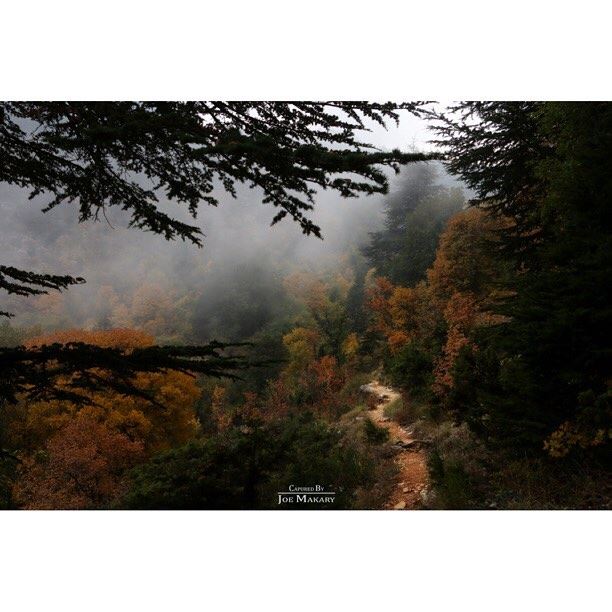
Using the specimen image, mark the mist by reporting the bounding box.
[0,111,465,343]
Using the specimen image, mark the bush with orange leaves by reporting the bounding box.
[233,350,349,423]
[543,390,612,458]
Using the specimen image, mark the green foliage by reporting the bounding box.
[363,162,464,286]
[386,342,436,402]
[431,101,547,251]
[363,419,389,445]
[0,455,17,510]
[345,257,370,336]
[428,426,610,510]
[119,414,374,509]
[0,320,26,347]
[193,261,295,343]
[339,371,374,399]
[382,396,415,425]
[428,449,473,510]
[426,422,488,509]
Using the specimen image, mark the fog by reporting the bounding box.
[0,110,464,342]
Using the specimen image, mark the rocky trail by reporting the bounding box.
[361,381,429,509]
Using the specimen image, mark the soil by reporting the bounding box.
[363,381,429,509]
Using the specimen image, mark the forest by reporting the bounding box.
[0,101,610,510]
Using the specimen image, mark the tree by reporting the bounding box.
[283,327,321,375]
[366,207,507,402]
[4,328,208,508]
[283,271,352,362]
[0,331,248,408]
[430,102,547,262]
[426,207,509,303]
[363,162,464,285]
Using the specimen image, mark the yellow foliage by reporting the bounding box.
[342,332,360,360]
[211,385,231,431]
[16,329,200,454]
[283,326,320,373]
[544,421,609,458]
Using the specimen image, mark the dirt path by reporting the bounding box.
[362,381,429,509]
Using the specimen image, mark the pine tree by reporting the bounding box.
[434,102,612,453]
[363,162,464,285]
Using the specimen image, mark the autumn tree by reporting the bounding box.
[2,328,207,508]
[11,329,202,454]
[366,207,507,402]
[284,270,353,362]
[283,327,321,375]
[14,413,144,510]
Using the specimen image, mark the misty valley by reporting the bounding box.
[0,102,610,510]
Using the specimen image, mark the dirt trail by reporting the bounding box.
[362,381,429,509]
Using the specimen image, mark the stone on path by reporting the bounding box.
[393,501,407,510]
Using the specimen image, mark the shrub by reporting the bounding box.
[119,414,374,509]
[363,419,389,444]
[386,342,436,401]
[383,396,413,425]
[426,422,488,509]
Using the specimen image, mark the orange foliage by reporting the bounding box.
[239,391,263,422]
[17,329,200,454]
[310,355,344,394]
[544,421,609,458]
[432,292,490,398]
[25,327,154,351]
[366,276,395,337]
[427,207,506,304]
[366,208,508,399]
[367,278,438,353]
[257,354,347,422]
[300,356,346,419]
[211,385,232,431]
[283,271,329,312]
[265,378,292,419]
[14,413,144,510]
